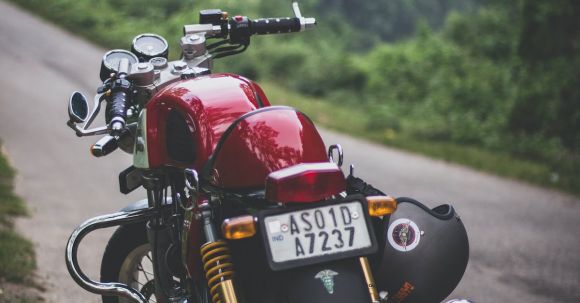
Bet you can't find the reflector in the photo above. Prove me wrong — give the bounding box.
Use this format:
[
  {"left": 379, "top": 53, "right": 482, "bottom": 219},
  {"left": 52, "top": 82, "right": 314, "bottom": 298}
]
[{"left": 265, "top": 162, "right": 346, "bottom": 203}]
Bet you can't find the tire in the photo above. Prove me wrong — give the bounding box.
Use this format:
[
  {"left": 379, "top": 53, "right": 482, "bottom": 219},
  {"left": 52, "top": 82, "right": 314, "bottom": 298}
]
[{"left": 100, "top": 223, "right": 153, "bottom": 303}]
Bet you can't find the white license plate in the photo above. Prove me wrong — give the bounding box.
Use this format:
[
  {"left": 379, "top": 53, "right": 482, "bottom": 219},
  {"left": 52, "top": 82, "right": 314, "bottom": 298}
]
[{"left": 262, "top": 201, "right": 373, "bottom": 269}]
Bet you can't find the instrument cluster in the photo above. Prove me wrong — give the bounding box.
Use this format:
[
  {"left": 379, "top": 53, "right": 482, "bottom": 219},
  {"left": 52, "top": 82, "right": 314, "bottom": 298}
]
[{"left": 100, "top": 33, "right": 169, "bottom": 81}]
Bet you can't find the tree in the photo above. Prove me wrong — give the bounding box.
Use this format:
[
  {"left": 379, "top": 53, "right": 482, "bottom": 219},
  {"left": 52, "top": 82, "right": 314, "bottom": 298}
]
[{"left": 510, "top": 0, "right": 580, "bottom": 153}]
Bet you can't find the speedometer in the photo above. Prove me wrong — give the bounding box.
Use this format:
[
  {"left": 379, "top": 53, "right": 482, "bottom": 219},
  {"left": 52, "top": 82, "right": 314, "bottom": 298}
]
[
  {"left": 99, "top": 49, "right": 139, "bottom": 81},
  {"left": 131, "top": 33, "right": 169, "bottom": 62}
]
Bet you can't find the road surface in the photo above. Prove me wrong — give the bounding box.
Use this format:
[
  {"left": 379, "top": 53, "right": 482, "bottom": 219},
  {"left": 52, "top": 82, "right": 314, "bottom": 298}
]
[{"left": 0, "top": 1, "right": 579, "bottom": 302}]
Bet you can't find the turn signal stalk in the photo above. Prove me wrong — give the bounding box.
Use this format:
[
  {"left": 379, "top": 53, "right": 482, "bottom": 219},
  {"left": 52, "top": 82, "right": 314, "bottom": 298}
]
[
  {"left": 222, "top": 215, "right": 256, "bottom": 240},
  {"left": 367, "top": 196, "right": 397, "bottom": 217}
]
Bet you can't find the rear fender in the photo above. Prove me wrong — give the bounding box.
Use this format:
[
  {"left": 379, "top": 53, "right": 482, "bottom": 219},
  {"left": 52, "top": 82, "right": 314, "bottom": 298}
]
[
  {"left": 281, "top": 259, "right": 371, "bottom": 303},
  {"left": 229, "top": 234, "right": 372, "bottom": 303}
]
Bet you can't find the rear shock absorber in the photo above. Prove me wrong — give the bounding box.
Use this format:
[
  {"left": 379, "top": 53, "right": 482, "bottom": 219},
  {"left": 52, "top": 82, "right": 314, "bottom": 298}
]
[
  {"left": 199, "top": 203, "right": 239, "bottom": 303},
  {"left": 201, "top": 240, "right": 236, "bottom": 303}
]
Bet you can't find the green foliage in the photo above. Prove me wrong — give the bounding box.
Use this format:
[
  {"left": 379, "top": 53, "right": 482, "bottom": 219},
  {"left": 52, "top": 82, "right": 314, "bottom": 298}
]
[
  {"left": 0, "top": 145, "right": 36, "bottom": 285},
  {"left": 0, "top": 145, "right": 14, "bottom": 180},
  {"left": 0, "top": 183, "right": 27, "bottom": 226},
  {"left": 0, "top": 230, "right": 36, "bottom": 284},
  {"left": 358, "top": 1, "right": 579, "bottom": 193},
  {"left": 0, "top": 147, "right": 27, "bottom": 226},
  {"left": 316, "top": 0, "right": 482, "bottom": 42},
  {"left": 443, "top": 8, "right": 517, "bottom": 61},
  {"left": 510, "top": 0, "right": 580, "bottom": 154},
  {"left": 362, "top": 30, "right": 514, "bottom": 147}
]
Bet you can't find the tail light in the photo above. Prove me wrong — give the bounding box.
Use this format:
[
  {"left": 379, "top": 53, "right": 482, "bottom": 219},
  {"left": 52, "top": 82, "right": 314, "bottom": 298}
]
[{"left": 265, "top": 162, "right": 346, "bottom": 203}]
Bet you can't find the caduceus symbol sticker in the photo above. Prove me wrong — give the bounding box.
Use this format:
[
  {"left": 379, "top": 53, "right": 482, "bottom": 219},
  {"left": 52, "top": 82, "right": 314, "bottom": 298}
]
[{"left": 314, "top": 270, "right": 339, "bottom": 294}]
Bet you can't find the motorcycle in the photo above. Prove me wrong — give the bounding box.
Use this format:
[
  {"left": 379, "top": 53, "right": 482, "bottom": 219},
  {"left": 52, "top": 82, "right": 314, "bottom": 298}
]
[{"left": 65, "top": 2, "right": 470, "bottom": 303}]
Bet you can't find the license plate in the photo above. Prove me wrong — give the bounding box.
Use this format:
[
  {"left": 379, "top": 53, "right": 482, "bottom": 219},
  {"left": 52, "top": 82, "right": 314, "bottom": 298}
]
[{"left": 260, "top": 198, "right": 377, "bottom": 270}]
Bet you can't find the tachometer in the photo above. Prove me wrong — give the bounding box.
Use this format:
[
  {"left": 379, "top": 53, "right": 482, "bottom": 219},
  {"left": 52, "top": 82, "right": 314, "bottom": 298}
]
[
  {"left": 99, "top": 49, "right": 139, "bottom": 81},
  {"left": 131, "top": 33, "right": 169, "bottom": 62}
]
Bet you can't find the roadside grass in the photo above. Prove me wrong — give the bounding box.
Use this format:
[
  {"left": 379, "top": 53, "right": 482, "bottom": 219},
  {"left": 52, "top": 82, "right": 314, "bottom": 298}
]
[
  {"left": 0, "top": 157, "right": 27, "bottom": 226},
  {"left": 263, "top": 82, "right": 578, "bottom": 195},
  {"left": 0, "top": 144, "right": 39, "bottom": 302}
]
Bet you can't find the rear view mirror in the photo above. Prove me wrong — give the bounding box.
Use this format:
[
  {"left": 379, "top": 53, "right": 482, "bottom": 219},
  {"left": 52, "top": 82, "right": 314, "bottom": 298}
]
[{"left": 68, "top": 91, "right": 89, "bottom": 123}]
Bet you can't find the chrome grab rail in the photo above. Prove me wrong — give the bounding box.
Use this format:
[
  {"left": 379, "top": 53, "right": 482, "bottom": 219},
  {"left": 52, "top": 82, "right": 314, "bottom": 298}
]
[{"left": 65, "top": 208, "right": 158, "bottom": 303}]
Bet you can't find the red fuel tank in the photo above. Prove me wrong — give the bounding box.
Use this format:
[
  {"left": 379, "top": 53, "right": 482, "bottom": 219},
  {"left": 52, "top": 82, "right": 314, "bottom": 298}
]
[
  {"left": 145, "top": 73, "right": 270, "bottom": 169},
  {"left": 145, "top": 74, "right": 329, "bottom": 191}
]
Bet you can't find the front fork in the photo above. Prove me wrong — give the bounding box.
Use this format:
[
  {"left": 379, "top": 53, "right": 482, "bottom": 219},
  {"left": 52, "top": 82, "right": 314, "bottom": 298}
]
[
  {"left": 142, "top": 173, "right": 184, "bottom": 302},
  {"left": 144, "top": 170, "right": 241, "bottom": 303}
]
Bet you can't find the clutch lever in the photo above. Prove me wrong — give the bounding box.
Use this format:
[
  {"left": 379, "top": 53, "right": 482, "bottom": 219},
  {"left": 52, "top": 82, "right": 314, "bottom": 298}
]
[{"left": 90, "top": 135, "right": 118, "bottom": 157}]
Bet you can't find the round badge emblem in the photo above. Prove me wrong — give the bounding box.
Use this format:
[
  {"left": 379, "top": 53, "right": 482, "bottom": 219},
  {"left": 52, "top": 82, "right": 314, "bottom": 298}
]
[{"left": 387, "top": 218, "right": 421, "bottom": 252}]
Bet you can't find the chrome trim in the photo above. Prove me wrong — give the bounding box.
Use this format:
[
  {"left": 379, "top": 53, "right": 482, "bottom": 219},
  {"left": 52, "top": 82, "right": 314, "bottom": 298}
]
[
  {"left": 301, "top": 17, "right": 316, "bottom": 31},
  {"left": 65, "top": 208, "right": 158, "bottom": 303},
  {"left": 183, "top": 24, "right": 222, "bottom": 36},
  {"left": 132, "top": 33, "right": 169, "bottom": 58},
  {"left": 292, "top": 1, "right": 316, "bottom": 31}
]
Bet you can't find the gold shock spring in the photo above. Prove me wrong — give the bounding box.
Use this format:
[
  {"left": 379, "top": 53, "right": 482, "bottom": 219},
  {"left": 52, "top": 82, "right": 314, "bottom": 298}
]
[{"left": 200, "top": 240, "right": 237, "bottom": 303}]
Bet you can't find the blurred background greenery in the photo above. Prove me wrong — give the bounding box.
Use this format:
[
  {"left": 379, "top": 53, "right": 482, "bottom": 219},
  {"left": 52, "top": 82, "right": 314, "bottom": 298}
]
[{"left": 9, "top": 0, "right": 579, "bottom": 194}]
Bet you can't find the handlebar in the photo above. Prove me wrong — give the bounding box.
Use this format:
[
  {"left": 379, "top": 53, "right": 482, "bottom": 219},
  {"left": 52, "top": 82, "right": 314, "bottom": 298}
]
[
  {"left": 108, "top": 78, "right": 132, "bottom": 136},
  {"left": 190, "top": 3, "right": 316, "bottom": 59}
]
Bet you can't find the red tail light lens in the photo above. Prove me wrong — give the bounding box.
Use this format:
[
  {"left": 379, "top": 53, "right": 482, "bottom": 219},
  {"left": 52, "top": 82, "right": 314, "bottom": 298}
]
[{"left": 265, "top": 162, "right": 346, "bottom": 203}]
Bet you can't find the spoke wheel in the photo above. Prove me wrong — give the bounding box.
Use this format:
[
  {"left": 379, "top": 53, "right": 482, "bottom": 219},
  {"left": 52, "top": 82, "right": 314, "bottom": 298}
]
[
  {"left": 101, "top": 223, "right": 154, "bottom": 303},
  {"left": 117, "top": 244, "right": 157, "bottom": 303}
]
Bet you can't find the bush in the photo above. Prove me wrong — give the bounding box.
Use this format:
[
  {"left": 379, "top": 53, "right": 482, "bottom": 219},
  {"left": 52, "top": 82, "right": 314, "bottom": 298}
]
[{"left": 361, "top": 31, "right": 514, "bottom": 147}]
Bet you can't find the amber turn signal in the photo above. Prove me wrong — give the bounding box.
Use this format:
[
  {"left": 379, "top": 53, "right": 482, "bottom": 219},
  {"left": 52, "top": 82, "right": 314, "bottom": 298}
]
[
  {"left": 222, "top": 215, "right": 257, "bottom": 240},
  {"left": 367, "top": 196, "right": 397, "bottom": 217}
]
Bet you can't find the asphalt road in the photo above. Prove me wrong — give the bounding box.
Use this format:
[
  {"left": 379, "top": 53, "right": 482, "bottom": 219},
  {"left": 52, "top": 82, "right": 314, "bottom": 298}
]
[{"left": 0, "top": 1, "right": 579, "bottom": 302}]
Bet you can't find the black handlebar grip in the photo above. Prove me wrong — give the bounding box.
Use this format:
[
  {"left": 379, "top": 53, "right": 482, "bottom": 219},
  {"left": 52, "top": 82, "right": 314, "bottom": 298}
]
[
  {"left": 108, "top": 78, "right": 132, "bottom": 129},
  {"left": 109, "top": 90, "right": 129, "bottom": 122},
  {"left": 250, "top": 17, "right": 301, "bottom": 35}
]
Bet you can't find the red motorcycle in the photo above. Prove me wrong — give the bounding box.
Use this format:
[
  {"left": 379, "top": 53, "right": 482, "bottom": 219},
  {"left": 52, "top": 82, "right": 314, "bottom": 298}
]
[{"left": 65, "top": 2, "right": 470, "bottom": 303}]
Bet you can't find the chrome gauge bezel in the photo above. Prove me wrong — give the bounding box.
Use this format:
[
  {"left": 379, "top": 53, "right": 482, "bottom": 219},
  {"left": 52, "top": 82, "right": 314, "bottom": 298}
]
[
  {"left": 103, "top": 49, "right": 139, "bottom": 71},
  {"left": 132, "top": 33, "right": 169, "bottom": 60},
  {"left": 100, "top": 49, "right": 139, "bottom": 81}
]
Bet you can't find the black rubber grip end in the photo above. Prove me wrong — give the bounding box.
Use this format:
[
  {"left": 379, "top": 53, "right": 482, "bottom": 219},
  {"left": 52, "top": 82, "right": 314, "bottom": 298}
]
[{"left": 251, "top": 17, "right": 301, "bottom": 35}]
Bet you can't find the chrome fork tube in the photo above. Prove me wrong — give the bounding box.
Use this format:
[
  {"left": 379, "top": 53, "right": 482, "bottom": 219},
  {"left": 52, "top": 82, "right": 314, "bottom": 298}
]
[
  {"left": 142, "top": 173, "right": 178, "bottom": 301},
  {"left": 65, "top": 208, "right": 158, "bottom": 303},
  {"left": 143, "top": 173, "right": 166, "bottom": 225}
]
